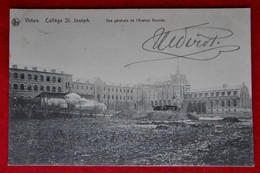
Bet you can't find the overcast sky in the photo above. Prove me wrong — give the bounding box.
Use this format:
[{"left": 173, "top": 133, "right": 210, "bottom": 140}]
[{"left": 10, "top": 9, "right": 251, "bottom": 92}]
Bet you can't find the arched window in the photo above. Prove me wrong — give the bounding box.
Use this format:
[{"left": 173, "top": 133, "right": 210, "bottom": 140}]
[
  {"left": 13, "top": 83, "right": 18, "bottom": 90},
  {"left": 40, "top": 75, "right": 44, "bottom": 81},
  {"left": 52, "top": 86, "right": 56, "bottom": 92},
  {"left": 46, "top": 76, "right": 50, "bottom": 82},
  {"left": 46, "top": 86, "right": 50, "bottom": 92},
  {"left": 34, "top": 85, "right": 38, "bottom": 91},
  {"left": 28, "top": 74, "right": 32, "bottom": 80},
  {"left": 20, "top": 73, "right": 24, "bottom": 79},
  {"left": 13, "top": 73, "right": 18, "bottom": 79},
  {"left": 27, "top": 85, "right": 32, "bottom": 91},
  {"left": 52, "top": 76, "right": 56, "bottom": 82},
  {"left": 58, "top": 87, "right": 61, "bottom": 93},
  {"left": 58, "top": 77, "right": 61, "bottom": 83},
  {"left": 34, "top": 75, "right": 38, "bottom": 81},
  {"left": 40, "top": 85, "right": 44, "bottom": 91},
  {"left": 20, "top": 84, "right": 24, "bottom": 90}
]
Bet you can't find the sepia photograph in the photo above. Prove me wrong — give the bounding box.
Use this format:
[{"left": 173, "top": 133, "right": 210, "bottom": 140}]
[{"left": 9, "top": 9, "right": 253, "bottom": 166}]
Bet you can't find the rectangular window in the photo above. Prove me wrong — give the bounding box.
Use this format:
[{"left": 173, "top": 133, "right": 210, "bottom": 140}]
[
  {"left": 227, "top": 100, "right": 231, "bottom": 107},
  {"left": 234, "top": 100, "right": 237, "bottom": 107},
  {"left": 222, "top": 101, "right": 225, "bottom": 107}
]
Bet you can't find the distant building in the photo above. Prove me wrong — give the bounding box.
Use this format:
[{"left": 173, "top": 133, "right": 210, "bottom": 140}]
[
  {"left": 71, "top": 79, "right": 95, "bottom": 97},
  {"left": 93, "top": 77, "right": 138, "bottom": 110},
  {"left": 184, "top": 83, "right": 251, "bottom": 113}
]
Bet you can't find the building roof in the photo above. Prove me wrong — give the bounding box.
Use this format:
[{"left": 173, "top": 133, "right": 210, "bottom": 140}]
[
  {"left": 9, "top": 63, "right": 71, "bottom": 75},
  {"left": 34, "top": 92, "right": 69, "bottom": 99},
  {"left": 187, "top": 84, "right": 244, "bottom": 93}
]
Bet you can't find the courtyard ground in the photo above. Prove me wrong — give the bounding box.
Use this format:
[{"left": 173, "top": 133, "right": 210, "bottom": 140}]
[{"left": 8, "top": 111, "right": 254, "bottom": 166}]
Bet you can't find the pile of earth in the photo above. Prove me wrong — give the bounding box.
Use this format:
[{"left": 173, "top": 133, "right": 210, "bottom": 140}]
[
  {"left": 110, "top": 110, "right": 136, "bottom": 119},
  {"left": 134, "top": 111, "right": 189, "bottom": 121},
  {"left": 221, "top": 117, "right": 240, "bottom": 122}
]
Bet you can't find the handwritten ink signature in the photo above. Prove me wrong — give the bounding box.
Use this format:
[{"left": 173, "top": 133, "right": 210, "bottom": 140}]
[{"left": 124, "top": 23, "right": 240, "bottom": 67}]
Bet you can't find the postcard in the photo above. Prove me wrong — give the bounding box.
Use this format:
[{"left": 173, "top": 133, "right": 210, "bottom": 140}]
[{"left": 9, "top": 9, "right": 253, "bottom": 166}]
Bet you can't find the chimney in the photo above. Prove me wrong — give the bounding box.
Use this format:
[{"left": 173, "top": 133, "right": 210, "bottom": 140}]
[
  {"left": 223, "top": 84, "right": 228, "bottom": 88},
  {"left": 12, "top": 64, "right": 17, "bottom": 69},
  {"left": 61, "top": 71, "right": 64, "bottom": 74},
  {"left": 24, "top": 67, "right": 28, "bottom": 70},
  {"left": 43, "top": 69, "right": 47, "bottom": 72},
  {"left": 76, "top": 79, "right": 80, "bottom": 82},
  {"left": 51, "top": 69, "right": 56, "bottom": 73},
  {"left": 32, "top": 67, "right": 37, "bottom": 71}
]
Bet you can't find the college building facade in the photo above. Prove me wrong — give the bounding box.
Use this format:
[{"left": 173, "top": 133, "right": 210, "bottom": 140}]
[{"left": 9, "top": 63, "right": 252, "bottom": 113}]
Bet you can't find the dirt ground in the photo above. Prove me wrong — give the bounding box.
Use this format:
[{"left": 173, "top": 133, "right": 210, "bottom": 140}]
[{"left": 8, "top": 112, "right": 254, "bottom": 166}]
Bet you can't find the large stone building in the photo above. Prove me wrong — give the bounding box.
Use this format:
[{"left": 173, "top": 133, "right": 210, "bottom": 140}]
[
  {"left": 9, "top": 64, "right": 72, "bottom": 99},
  {"left": 9, "top": 63, "right": 251, "bottom": 113},
  {"left": 136, "top": 63, "right": 191, "bottom": 110}
]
